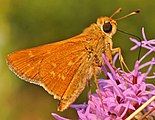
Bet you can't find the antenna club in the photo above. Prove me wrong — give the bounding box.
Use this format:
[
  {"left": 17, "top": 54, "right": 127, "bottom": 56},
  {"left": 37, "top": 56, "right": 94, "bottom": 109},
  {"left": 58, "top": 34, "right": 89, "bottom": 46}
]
[
  {"left": 110, "top": 8, "right": 122, "bottom": 18},
  {"left": 118, "top": 8, "right": 122, "bottom": 12},
  {"left": 135, "top": 9, "right": 141, "bottom": 13}
]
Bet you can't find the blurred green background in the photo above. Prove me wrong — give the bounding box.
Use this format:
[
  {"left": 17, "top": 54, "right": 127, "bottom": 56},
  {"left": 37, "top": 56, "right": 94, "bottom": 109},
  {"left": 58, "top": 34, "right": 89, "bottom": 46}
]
[{"left": 1, "top": 0, "right": 155, "bottom": 120}]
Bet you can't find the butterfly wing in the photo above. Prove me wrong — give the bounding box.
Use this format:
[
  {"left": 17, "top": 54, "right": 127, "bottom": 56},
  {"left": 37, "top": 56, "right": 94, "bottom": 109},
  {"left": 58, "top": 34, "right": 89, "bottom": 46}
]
[{"left": 7, "top": 34, "right": 94, "bottom": 111}]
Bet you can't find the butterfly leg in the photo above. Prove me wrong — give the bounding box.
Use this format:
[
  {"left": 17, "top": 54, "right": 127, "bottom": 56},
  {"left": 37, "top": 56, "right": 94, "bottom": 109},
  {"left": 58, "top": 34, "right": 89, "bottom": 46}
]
[
  {"left": 87, "top": 79, "right": 92, "bottom": 100},
  {"left": 111, "top": 47, "right": 130, "bottom": 72},
  {"left": 91, "top": 55, "right": 104, "bottom": 110}
]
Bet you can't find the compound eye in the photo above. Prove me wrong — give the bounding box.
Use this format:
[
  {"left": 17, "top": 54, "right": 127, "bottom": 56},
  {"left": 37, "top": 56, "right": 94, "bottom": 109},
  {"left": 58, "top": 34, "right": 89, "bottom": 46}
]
[{"left": 102, "top": 22, "right": 112, "bottom": 33}]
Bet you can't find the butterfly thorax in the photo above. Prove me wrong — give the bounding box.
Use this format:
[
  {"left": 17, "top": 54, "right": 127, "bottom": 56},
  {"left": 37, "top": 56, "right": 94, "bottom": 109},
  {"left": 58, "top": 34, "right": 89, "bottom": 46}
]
[{"left": 81, "top": 16, "right": 117, "bottom": 66}]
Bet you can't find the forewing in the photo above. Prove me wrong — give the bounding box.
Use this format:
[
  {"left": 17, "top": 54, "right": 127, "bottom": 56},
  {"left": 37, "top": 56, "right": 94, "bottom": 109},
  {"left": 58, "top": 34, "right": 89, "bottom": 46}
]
[{"left": 7, "top": 35, "right": 89, "bottom": 100}]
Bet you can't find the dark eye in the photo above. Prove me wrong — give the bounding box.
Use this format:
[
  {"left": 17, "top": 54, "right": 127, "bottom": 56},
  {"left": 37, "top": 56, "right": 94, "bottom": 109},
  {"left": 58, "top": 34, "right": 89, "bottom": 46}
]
[{"left": 102, "top": 22, "right": 112, "bottom": 33}]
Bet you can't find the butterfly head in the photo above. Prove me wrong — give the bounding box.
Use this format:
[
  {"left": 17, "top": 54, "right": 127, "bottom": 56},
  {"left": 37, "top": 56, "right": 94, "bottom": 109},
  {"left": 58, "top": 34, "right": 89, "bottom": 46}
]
[
  {"left": 97, "top": 17, "right": 117, "bottom": 38},
  {"left": 96, "top": 8, "right": 140, "bottom": 38}
]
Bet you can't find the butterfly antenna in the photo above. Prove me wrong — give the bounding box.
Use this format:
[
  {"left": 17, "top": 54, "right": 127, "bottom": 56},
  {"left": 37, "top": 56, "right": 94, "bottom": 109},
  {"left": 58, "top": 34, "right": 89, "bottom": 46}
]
[
  {"left": 110, "top": 8, "right": 122, "bottom": 18},
  {"left": 115, "top": 9, "right": 140, "bottom": 20}
]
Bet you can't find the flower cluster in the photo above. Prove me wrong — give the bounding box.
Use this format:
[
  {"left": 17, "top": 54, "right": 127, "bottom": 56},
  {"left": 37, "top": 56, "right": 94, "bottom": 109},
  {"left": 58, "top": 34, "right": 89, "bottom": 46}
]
[{"left": 52, "top": 28, "right": 155, "bottom": 120}]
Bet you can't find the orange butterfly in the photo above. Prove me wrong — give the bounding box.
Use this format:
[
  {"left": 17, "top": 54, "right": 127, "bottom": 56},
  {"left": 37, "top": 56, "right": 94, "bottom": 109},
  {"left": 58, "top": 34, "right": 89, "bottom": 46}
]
[{"left": 7, "top": 8, "right": 139, "bottom": 111}]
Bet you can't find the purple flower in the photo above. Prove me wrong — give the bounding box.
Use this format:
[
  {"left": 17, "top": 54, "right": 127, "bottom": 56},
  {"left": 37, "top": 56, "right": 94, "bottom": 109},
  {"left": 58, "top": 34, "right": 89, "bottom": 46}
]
[{"left": 52, "top": 28, "right": 155, "bottom": 120}]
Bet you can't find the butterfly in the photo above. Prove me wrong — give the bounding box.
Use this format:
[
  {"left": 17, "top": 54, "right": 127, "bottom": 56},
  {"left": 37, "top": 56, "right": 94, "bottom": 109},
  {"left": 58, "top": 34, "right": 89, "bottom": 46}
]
[{"left": 6, "top": 8, "right": 140, "bottom": 111}]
